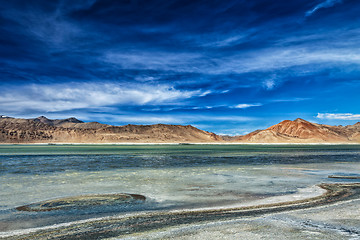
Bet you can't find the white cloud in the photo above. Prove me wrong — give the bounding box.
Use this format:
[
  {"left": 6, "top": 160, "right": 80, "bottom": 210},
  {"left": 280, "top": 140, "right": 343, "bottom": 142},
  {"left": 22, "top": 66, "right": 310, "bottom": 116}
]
[
  {"left": 174, "top": 30, "right": 254, "bottom": 49},
  {"left": 199, "top": 90, "right": 212, "bottom": 97},
  {"left": 222, "top": 48, "right": 360, "bottom": 75},
  {"left": 316, "top": 113, "right": 360, "bottom": 120},
  {"left": 0, "top": 82, "right": 203, "bottom": 113},
  {"left": 200, "top": 34, "right": 249, "bottom": 48},
  {"left": 306, "top": 0, "right": 342, "bottom": 17},
  {"left": 263, "top": 79, "right": 276, "bottom": 90},
  {"left": 234, "top": 103, "right": 262, "bottom": 109},
  {"left": 102, "top": 45, "right": 360, "bottom": 78},
  {"left": 272, "top": 98, "right": 311, "bottom": 102}
]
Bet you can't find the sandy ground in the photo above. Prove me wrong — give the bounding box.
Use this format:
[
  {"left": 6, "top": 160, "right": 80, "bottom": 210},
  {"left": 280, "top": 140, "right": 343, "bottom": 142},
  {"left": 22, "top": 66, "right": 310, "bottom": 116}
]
[
  {"left": 124, "top": 198, "right": 360, "bottom": 240},
  {"left": 3, "top": 184, "right": 357, "bottom": 240}
]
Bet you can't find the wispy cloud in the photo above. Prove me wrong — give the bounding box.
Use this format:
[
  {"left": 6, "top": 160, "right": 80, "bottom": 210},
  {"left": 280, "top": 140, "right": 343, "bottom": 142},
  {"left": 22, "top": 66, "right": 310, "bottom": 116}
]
[
  {"left": 272, "top": 98, "right": 311, "bottom": 102},
  {"left": 305, "top": 0, "right": 342, "bottom": 17},
  {"left": 0, "top": 82, "right": 204, "bottom": 113},
  {"left": 2, "top": 7, "right": 78, "bottom": 50},
  {"left": 263, "top": 79, "right": 275, "bottom": 90},
  {"left": 223, "top": 48, "right": 360, "bottom": 75},
  {"left": 197, "top": 33, "right": 250, "bottom": 48},
  {"left": 316, "top": 113, "right": 360, "bottom": 120},
  {"left": 233, "top": 103, "right": 262, "bottom": 109},
  {"left": 104, "top": 47, "right": 360, "bottom": 77}
]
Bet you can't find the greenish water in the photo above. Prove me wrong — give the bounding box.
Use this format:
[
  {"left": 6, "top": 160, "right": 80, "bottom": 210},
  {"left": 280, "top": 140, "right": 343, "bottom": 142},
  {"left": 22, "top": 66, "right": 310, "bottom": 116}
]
[
  {"left": 1, "top": 144, "right": 360, "bottom": 236},
  {"left": 1, "top": 144, "right": 360, "bottom": 155}
]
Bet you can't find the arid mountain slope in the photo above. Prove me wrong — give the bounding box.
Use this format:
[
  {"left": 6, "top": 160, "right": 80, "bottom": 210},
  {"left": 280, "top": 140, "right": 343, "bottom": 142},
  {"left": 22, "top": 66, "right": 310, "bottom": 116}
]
[
  {"left": 0, "top": 116, "right": 221, "bottom": 143},
  {"left": 1, "top": 116, "right": 360, "bottom": 143},
  {"left": 238, "top": 118, "right": 360, "bottom": 143}
]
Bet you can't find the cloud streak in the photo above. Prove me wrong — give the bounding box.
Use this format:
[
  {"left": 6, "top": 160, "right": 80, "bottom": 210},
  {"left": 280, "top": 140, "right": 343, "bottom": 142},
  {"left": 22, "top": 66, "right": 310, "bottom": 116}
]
[
  {"left": 305, "top": 0, "right": 342, "bottom": 17},
  {"left": 316, "top": 113, "right": 360, "bottom": 121},
  {"left": 0, "top": 82, "right": 204, "bottom": 113},
  {"left": 102, "top": 46, "right": 360, "bottom": 78},
  {"left": 234, "top": 104, "right": 262, "bottom": 109}
]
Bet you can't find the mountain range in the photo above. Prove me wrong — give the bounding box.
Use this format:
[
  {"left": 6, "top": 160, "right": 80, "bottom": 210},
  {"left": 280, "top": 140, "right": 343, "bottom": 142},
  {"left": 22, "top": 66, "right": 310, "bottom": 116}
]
[
  {"left": 1, "top": 116, "right": 359, "bottom": 143},
  {"left": 237, "top": 118, "right": 360, "bottom": 143}
]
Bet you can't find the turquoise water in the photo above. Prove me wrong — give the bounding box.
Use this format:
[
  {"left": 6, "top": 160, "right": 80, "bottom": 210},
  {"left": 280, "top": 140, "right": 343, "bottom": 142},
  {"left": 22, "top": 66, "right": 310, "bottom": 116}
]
[
  {"left": 1, "top": 144, "right": 360, "bottom": 156},
  {"left": 1, "top": 144, "right": 360, "bottom": 234}
]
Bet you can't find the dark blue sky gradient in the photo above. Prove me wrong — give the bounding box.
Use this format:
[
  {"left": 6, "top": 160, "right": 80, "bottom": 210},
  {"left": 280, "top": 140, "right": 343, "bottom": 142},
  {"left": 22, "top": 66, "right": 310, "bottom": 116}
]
[{"left": 1, "top": 0, "right": 360, "bottom": 134}]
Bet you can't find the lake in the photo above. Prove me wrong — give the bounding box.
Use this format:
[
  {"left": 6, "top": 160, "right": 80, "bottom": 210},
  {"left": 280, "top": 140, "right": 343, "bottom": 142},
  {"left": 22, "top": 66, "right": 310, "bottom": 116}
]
[{"left": 1, "top": 144, "right": 360, "bottom": 239}]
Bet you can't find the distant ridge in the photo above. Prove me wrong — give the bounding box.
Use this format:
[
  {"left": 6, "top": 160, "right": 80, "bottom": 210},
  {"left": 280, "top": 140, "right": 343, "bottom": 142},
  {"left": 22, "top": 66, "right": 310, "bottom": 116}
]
[
  {"left": 0, "top": 116, "right": 359, "bottom": 143},
  {"left": 0, "top": 116, "right": 220, "bottom": 143}
]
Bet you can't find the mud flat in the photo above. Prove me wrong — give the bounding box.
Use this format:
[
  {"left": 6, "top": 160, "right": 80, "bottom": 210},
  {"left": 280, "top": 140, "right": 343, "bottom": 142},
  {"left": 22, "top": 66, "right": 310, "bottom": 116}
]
[
  {"left": 15, "top": 193, "right": 146, "bottom": 212},
  {"left": 3, "top": 183, "right": 360, "bottom": 240}
]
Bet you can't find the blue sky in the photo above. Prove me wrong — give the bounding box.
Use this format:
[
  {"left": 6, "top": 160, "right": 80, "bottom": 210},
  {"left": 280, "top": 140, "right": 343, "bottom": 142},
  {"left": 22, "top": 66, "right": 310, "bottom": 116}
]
[{"left": 1, "top": 0, "right": 360, "bottom": 135}]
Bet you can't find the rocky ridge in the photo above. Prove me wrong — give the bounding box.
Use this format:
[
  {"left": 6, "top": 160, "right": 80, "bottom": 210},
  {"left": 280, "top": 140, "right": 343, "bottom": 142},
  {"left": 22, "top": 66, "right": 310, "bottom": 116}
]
[{"left": 1, "top": 116, "right": 360, "bottom": 143}]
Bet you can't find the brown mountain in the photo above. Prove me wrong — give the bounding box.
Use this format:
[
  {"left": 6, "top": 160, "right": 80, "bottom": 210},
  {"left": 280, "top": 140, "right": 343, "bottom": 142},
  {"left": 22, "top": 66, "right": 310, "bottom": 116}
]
[
  {"left": 1, "top": 116, "right": 360, "bottom": 144},
  {"left": 0, "top": 116, "right": 221, "bottom": 143},
  {"left": 237, "top": 118, "right": 360, "bottom": 143}
]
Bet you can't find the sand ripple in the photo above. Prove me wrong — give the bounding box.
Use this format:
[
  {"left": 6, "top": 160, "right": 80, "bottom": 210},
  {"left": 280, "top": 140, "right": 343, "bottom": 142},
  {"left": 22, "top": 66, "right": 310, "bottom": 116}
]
[{"left": 15, "top": 193, "right": 146, "bottom": 212}]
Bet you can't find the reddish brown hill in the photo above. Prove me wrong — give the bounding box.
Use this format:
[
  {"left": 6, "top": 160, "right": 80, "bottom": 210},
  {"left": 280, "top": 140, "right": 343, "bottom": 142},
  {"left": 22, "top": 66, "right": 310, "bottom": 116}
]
[
  {"left": 237, "top": 118, "right": 358, "bottom": 143},
  {"left": 1, "top": 116, "right": 359, "bottom": 143},
  {"left": 0, "top": 116, "right": 221, "bottom": 143},
  {"left": 266, "top": 118, "right": 348, "bottom": 141}
]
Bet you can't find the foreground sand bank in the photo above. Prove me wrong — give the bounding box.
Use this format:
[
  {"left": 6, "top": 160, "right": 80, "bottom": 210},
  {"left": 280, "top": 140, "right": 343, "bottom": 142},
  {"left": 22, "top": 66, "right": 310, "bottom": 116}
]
[{"left": 3, "top": 183, "right": 360, "bottom": 240}]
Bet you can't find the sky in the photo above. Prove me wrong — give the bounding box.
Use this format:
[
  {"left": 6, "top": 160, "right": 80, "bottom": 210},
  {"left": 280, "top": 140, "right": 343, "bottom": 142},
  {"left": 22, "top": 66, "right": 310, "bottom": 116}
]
[{"left": 1, "top": 0, "right": 360, "bottom": 135}]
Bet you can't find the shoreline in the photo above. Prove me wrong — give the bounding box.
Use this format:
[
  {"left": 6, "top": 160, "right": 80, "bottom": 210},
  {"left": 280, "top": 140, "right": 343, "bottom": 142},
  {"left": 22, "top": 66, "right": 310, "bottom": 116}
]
[{"left": 3, "top": 183, "right": 360, "bottom": 239}]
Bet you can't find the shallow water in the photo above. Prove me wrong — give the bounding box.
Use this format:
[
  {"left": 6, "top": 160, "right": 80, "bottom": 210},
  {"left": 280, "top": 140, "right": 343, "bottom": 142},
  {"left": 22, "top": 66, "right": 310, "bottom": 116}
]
[{"left": 1, "top": 144, "right": 360, "bottom": 236}]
